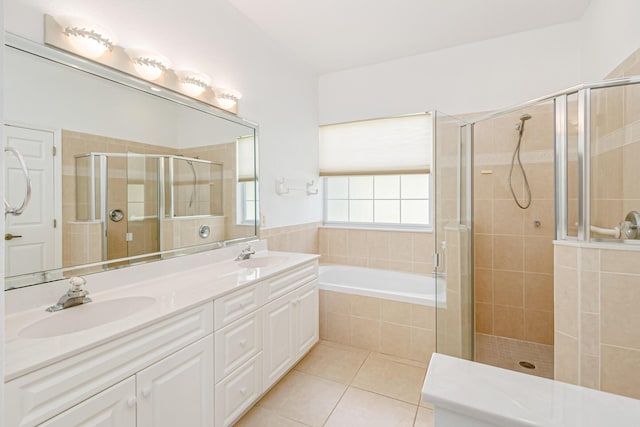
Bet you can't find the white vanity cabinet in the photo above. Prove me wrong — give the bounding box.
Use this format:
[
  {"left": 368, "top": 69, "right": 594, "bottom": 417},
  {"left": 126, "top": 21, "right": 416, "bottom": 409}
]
[
  {"left": 38, "top": 335, "right": 214, "bottom": 427},
  {"left": 39, "top": 378, "right": 136, "bottom": 427},
  {"left": 213, "top": 260, "right": 319, "bottom": 426},
  {"left": 263, "top": 280, "right": 318, "bottom": 390},
  {"left": 5, "top": 256, "right": 319, "bottom": 427},
  {"left": 5, "top": 303, "right": 214, "bottom": 427}
]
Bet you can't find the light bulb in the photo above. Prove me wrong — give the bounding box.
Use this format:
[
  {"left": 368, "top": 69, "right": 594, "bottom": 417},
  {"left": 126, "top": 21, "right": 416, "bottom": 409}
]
[
  {"left": 177, "top": 71, "right": 210, "bottom": 97},
  {"left": 216, "top": 88, "right": 242, "bottom": 109},
  {"left": 125, "top": 49, "right": 171, "bottom": 81},
  {"left": 54, "top": 16, "right": 116, "bottom": 59}
]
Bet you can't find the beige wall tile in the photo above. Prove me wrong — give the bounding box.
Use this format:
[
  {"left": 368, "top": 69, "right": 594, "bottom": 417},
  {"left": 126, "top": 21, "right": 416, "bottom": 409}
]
[
  {"left": 409, "top": 328, "right": 435, "bottom": 363},
  {"left": 493, "top": 305, "right": 524, "bottom": 340},
  {"left": 525, "top": 309, "right": 554, "bottom": 345},
  {"left": 555, "top": 266, "right": 579, "bottom": 337},
  {"left": 326, "top": 312, "right": 351, "bottom": 345},
  {"left": 555, "top": 332, "right": 579, "bottom": 385},
  {"left": 474, "top": 268, "right": 493, "bottom": 304},
  {"left": 580, "top": 354, "right": 600, "bottom": 390},
  {"left": 524, "top": 273, "right": 553, "bottom": 311},
  {"left": 555, "top": 244, "right": 578, "bottom": 268},
  {"left": 388, "top": 232, "right": 413, "bottom": 262},
  {"left": 381, "top": 300, "right": 412, "bottom": 325},
  {"left": 474, "top": 235, "right": 493, "bottom": 269},
  {"left": 601, "top": 249, "right": 640, "bottom": 275},
  {"left": 347, "top": 229, "right": 368, "bottom": 259},
  {"left": 350, "top": 295, "right": 381, "bottom": 320},
  {"left": 367, "top": 231, "right": 389, "bottom": 260},
  {"left": 601, "top": 272, "right": 640, "bottom": 350},
  {"left": 475, "top": 302, "right": 493, "bottom": 334},
  {"left": 524, "top": 237, "right": 554, "bottom": 274},
  {"left": 325, "top": 291, "right": 350, "bottom": 315},
  {"left": 411, "top": 233, "right": 433, "bottom": 263},
  {"left": 473, "top": 199, "right": 493, "bottom": 235},
  {"left": 493, "top": 236, "right": 523, "bottom": 271},
  {"left": 580, "top": 270, "right": 600, "bottom": 314},
  {"left": 580, "top": 248, "right": 600, "bottom": 272},
  {"left": 601, "top": 345, "right": 640, "bottom": 400},
  {"left": 580, "top": 312, "right": 600, "bottom": 356},
  {"left": 523, "top": 199, "right": 555, "bottom": 237},
  {"left": 493, "top": 199, "right": 524, "bottom": 236},
  {"left": 411, "top": 305, "right": 435, "bottom": 330},
  {"left": 493, "top": 270, "right": 524, "bottom": 307},
  {"left": 380, "top": 322, "right": 411, "bottom": 358}
]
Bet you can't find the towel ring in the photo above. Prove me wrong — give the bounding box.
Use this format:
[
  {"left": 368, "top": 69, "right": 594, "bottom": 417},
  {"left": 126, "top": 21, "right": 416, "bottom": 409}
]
[{"left": 4, "top": 147, "right": 32, "bottom": 217}]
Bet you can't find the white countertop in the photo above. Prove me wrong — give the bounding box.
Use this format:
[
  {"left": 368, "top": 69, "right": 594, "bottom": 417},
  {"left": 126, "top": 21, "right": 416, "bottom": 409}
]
[
  {"left": 422, "top": 353, "right": 640, "bottom": 427},
  {"left": 4, "top": 249, "right": 318, "bottom": 381}
]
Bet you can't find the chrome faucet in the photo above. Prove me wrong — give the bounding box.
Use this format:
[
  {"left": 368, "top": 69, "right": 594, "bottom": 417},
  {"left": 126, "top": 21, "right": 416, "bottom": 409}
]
[
  {"left": 46, "top": 276, "right": 92, "bottom": 312},
  {"left": 235, "top": 244, "right": 256, "bottom": 261}
]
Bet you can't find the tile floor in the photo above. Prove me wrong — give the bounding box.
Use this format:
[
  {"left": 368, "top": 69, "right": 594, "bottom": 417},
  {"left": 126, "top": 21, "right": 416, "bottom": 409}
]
[
  {"left": 475, "top": 333, "right": 554, "bottom": 379},
  {"left": 236, "top": 340, "right": 434, "bottom": 427}
]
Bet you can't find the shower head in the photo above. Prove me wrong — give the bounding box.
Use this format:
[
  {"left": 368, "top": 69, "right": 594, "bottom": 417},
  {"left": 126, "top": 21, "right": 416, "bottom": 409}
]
[{"left": 516, "top": 113, "right": 532, "bottom": 134}]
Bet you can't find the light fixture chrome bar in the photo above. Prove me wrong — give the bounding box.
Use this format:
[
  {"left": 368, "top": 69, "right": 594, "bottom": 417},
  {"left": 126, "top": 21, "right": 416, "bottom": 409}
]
[
  {"left": 577, "top": 89, "right": 590, "bottom": 241},
  {"left": 554, "top": 95, "right": 568, "bottom": 240}
]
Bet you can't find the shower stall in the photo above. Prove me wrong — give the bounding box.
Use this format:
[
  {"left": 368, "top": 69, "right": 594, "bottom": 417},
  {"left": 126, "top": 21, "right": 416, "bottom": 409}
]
[
  {"left": 74, "top": 152, "right": 223, "bottom": 264},
  {"left": 433, "top": 75, "right": 640, "bottom": 378}
]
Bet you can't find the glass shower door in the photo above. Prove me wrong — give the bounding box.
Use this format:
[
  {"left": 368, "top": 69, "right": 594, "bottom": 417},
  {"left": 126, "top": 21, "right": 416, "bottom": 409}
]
[{"left": 432, "top": 111, "right": 474, "bottom": 360}]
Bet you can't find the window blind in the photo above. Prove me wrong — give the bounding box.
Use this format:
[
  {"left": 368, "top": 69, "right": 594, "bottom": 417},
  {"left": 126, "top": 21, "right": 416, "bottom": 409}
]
[
  {"left": 319, "top": 113, "right": 431, "bottom": 176},
  {"left": 236, "top": 134, "right": 256, "bottom": 182}
]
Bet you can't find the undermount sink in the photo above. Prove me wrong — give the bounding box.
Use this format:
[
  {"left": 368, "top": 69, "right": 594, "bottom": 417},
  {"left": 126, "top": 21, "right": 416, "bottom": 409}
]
[
  {"left": 237, "top": 255, "right": 288, "bottom": 269},
  {"left": 19, "top": 296, "right": 156, "bottom": 339}
]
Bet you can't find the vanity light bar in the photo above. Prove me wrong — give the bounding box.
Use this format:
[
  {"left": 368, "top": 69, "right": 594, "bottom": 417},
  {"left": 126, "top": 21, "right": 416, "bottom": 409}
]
[{"left": 45, "top": 15, "right": 242, "bottom": 113}]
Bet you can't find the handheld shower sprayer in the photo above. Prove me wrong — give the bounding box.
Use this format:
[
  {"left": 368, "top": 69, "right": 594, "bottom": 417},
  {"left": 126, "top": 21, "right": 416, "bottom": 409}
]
[
  {"left": 516, "top": 114, "right": 532, "bottom": 135},
  {"left": 509, "top": 113, "right": 533, "bottom": 209}
]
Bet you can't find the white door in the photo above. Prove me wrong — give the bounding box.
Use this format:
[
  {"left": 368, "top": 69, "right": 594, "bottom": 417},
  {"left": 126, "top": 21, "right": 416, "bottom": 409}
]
[
  {"left": 39, "top": 377, "right": 136, "bottom": 427},
  {"left": 263, "top": 292, "right": 296, "bottom": 389},
  {"left": 4, "top": 124, "right": 57, "bottom": 280},
  {"left": 296, "top": 282, "right": 319, "bottom": 356},
  {"left": 136, "top": 335, "right": 214, "bottom": 427}
]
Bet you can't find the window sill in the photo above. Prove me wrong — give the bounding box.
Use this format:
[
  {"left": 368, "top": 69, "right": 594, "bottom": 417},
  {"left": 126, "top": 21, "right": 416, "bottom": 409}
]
[{"left": 320, "top": 223, "right": 432, "bottom": 233}]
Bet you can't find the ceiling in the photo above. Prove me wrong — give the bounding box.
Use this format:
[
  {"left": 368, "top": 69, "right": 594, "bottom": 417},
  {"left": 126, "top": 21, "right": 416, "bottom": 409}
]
[{"left": 227, "top": 0, "right": 592, "bottom": 74}]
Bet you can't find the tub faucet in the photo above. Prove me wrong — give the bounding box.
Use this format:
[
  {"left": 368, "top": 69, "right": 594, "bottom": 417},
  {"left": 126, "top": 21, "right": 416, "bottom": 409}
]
[
  {"left": 46, "top": 276, "right": 92, "bottom": 312},
  {"left": 235, "top": 244, "right": 255, "bottom": 261}
]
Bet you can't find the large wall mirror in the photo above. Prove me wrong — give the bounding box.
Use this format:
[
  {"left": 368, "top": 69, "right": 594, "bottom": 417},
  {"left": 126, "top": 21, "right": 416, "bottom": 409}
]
[{"left": 3, "top": 35, "right": 259, "bottom": 290}]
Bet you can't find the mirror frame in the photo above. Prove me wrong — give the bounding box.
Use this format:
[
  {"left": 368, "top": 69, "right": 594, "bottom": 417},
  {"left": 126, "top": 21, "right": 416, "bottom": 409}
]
[{"left": 4, "top": 33, "right": 260, "bottom": 290}]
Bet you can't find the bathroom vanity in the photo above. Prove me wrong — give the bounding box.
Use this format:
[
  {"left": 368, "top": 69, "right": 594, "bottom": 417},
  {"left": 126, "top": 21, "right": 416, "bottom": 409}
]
[{"left": 4, "top": 247, "right": 319, "bottom": 427}]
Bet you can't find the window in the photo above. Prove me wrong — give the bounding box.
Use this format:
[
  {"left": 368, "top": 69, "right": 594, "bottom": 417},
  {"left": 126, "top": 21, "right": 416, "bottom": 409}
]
[
  {"left": 324, "top": 174, "right": 430, "bottom": 226},
  {"left": 320, "top": 113, "right": 432, "bottom": 228},
  {"left": 237, "top": 181, "right": 258, "bottom": 225}
]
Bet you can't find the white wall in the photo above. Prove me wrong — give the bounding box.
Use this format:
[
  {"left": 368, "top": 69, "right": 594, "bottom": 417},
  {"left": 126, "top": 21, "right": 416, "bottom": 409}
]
[
  {"left": 4, "top": 0, "right": 321, "bottom": 228},
  {"left": 580, "top": 0, "right": 640, "bottom": 81},
  {"left": 1, "top": 0, "right": 5, "bottom": 415},
  {"left": 319, "top": 23, "right": 582, "bottom": 124}
]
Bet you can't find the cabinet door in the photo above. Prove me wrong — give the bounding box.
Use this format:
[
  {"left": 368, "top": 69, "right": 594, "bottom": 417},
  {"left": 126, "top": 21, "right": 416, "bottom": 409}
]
[
  {"left": 39, "top": 377, "right": 136, "bottom": 427},
  {"left": 136, "top": 335, "right": 214, "bottom": 427},
  {"left": 263, "top": 292, "right": 296, "bottom": 389},
  {"left": 295, "top": 281, "right": 319, "bottom": 356}
]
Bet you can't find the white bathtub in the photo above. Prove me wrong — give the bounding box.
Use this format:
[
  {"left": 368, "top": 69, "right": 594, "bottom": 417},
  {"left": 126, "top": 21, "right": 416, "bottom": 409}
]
[{"left": 318, "top": 265, "right": 446, "bottom": 307}]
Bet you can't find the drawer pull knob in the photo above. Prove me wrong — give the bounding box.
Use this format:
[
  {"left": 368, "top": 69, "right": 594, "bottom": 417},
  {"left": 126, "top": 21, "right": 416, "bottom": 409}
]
[
  {"left": 127, "top": 397, "right": 137, "bottom": 408},
  {"left": 142, "top": 387, "right": 152, "bottom": 398},
  {"left": 239, "top": 339, "right": 247, "bottom": 347},
  {"left": 240, "top": 387, "right": 247, "bottom": 395}
]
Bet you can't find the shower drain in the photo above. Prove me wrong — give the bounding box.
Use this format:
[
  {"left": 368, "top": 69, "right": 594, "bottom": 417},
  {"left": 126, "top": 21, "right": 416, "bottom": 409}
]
[{"left": 519, "top": 361, "right": 536, "bottom": 370}]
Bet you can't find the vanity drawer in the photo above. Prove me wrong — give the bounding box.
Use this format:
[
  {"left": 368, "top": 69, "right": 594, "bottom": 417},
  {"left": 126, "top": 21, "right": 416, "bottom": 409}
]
[
  {"left": 265, "top": 261, "right": 318, "bottom": 302},
  {"left": 214, "top": 282, "right": 265, "bottom": 330},
  {"left": 214, "top": 353, "right": 263, "bottom": 427},
  {"left": 5, "top": 303, "right": 213, "bottom": 427},
  {"left": 215, "top": 310, "right": 263, "bottom": 383}
]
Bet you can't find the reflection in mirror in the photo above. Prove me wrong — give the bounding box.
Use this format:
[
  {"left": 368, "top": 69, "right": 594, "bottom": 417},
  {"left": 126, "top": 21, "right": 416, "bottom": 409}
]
[{"left": 3, "top": 37, "right": 258, "bottom": 290}]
